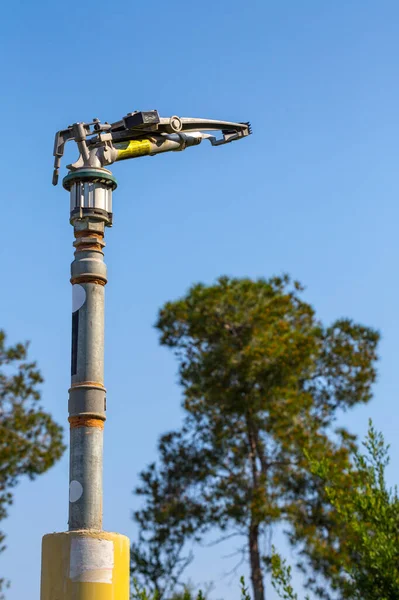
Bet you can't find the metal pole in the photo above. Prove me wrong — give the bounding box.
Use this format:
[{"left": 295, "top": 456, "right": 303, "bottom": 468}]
[
  {"left": 40, "top": 168, "right": 130, "bottom": 600},
  {"left": 65, "top": 169, "right": 115, "bottom": 530},
  {"left": 41, "top": 109, "right": 250, "bottom": 600}
]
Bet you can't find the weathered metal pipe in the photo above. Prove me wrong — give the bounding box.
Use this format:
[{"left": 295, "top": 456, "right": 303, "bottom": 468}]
[
  {"left": 40, "top": 168, "right": 130, "bottom": 599},
  {"left": 68, "top": 230, "right": 107, "bottom": 530},
  {"left": 64, "top": 169, "right": 116, "bottom": 531}
]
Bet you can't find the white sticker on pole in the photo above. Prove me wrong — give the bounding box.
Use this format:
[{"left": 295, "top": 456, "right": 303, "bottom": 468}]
[
  {"left": 69, "top": 480, "right": 83, "bottom": 503},
  {"left": 72, "top": 284, "right": 86, "bottom": 313},
  {"left": 70, "top": 537, "right": 114, "bottom": 584}
]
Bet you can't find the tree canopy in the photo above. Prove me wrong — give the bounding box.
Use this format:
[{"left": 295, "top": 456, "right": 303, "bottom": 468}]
[
  {"left": 131, "top": 276, "right": 379, "bottom": 600},
  {"left": 0, "top": 330, "right": 65, "bottom": 596}
]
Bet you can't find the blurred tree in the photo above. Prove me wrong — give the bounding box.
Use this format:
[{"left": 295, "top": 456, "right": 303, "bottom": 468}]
[
  {"left": 0, "top": 330, "right": 65, "bottom": 597},
  {"left": 271, "top": 422, "right": 399, "bottom": 600},
  {"left": 131, "top": 461, "right": 194, "bottom": 600},
  {"left": 131, "top": 276, "right": 379, "bottom": 600}
]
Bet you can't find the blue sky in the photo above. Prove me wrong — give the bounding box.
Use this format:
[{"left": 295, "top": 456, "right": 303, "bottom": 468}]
[{"left": 1, "top": 1, "right": 399, "bottom": 598}]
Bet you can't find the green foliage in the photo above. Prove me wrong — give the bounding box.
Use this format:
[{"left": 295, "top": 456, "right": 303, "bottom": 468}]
[
  {"left": 131, "top": 576, "right": 255, "bottom": 600},
  {"left": 311, "top": 422, "right": 399, "bottom": 599},
  {"left": 0, "top": 330, "right": 65, "bottom": 596},
  {"left": 132, "top": 276, "right": 379, "bottom": 600},
  {"left": 272, "top": 423, "right": 399, "bottom": 600},
  {"left": 168, "top": 587, "right": 204, "bottom": 600},
  {"left": 131, "top": 577, "right": 207, "bottom": 600},
  {"left": 131, "top": 577, "right": 158, "bottom": 600},
  {"left": 240, "top": 576, "right": 251, "bottom": 600},
  {"left": 270, "top": 547, "right": 312, "bottom": 600}
]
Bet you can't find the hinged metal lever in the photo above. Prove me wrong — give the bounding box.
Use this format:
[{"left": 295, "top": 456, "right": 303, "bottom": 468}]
[
  {"left": 52, "top": 120, "right": 112, "bottom": 185},
  {"left": 176, "top": 118, "right": 251, "bottom": 134},
  {"left": 96, "top": 117, "right": 251, "bottom": 149},
  {"left": 109, "top": 113, "right": 250, "bottom": 138},
  {"left": 53, "top": 123, "right": 91, "bottom": 186},
  {"left": 53, "top": 128, "right": 75, "bottom": 186},
  {"left": 204, "top": 122, "right": 252, "bottom": 146}
]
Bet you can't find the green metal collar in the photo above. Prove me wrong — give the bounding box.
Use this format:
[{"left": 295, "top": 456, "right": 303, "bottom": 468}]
[{"left": 63, "top": 169, "right": 118, "bottom": 191}]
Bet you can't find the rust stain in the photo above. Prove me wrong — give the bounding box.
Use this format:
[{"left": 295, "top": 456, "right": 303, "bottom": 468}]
[
  {"left": 69, "top": 416, "right": 105, "bottom": 429},
  {"left": 70, "top": 381, "right": 105, "bottom": 390},
  {"left": 70, "top": 276, "right": 106, "bottom": 286},
  {"left": 73, "top": 232, "right": 105, "bottom": 252},
  {"left": 75, "top": 242, "right": 103, "bottom": 252},
  {"left": 74, "top": 231, "right": 104, "bottom": 240}
]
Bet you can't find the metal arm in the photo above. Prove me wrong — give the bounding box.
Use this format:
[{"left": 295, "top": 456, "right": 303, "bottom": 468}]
[{"left": 52, "top": 110, "right": 252, "bottom": 185}]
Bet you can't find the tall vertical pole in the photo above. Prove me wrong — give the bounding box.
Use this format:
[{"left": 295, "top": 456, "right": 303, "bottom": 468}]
[
  {"left": 41, "top": 110, "right": 250, "bottom": 600},
  {"left": 40, "top": 168, "right": 130, "bottom": 600},
  {"left": 67, "top": 170, "right": 113, "bottom": 531}
]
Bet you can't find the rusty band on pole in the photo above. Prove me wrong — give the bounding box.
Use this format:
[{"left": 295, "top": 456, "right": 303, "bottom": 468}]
[
  {"left": 69, "top": 416, "right": 105, "bottom": 429},
  {"left": 70, "top": 276, "right": 107, "bottom": 286},
  {"left": 74, "top": 242, "right": 104, "bottom": 252},
  {"left": 69, "top": 381, "right": 106, "bottom": 391},
  {"left": 74, "top": 231, "right": 104, "bottom": 239},
  {"left": 74, "top": 232, "right": 105, "bottom": 253}
]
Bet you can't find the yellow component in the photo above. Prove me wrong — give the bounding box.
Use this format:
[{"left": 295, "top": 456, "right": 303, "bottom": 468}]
[
  {"left": 115, "top": 139, "right": 152, "bottom": 161},
  {"left": 40, "top": 530, "right": 130, "bottom": 600}
]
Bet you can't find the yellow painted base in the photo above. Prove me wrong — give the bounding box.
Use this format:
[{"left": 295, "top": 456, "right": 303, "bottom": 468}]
[{"left": 40, "top": 530, "right": 130, "bottom": 599}]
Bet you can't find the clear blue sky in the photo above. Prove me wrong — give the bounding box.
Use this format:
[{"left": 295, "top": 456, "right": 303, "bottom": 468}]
[{"left": 1, "top": 1, "right": 398, "bottom": 598}]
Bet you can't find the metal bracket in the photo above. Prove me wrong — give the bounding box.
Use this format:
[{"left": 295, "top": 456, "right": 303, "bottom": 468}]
[{"left": 53, "top": 111, "right": 252, "bottom": 185}]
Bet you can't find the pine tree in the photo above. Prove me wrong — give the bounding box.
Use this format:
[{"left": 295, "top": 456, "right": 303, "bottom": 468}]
[{"left": 132, "top": 276, "right": 379, "bottom": 600}]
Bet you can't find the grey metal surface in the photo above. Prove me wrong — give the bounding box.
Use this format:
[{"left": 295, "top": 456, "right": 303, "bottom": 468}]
[
  {"left": 66, "top": 132, "right": 203, "bottom": 171},
  {"left": 52, "top": 111, "right": 251, "bottom": 184},
  {"left": 69, "top": 426, "right": 103, "bottom": 530},
  {"left": 68, "top": 204, "right": 111, "bottom": 531},
  {"left": 70, "top": 181, "right": 112, "bottom": 214},
  {"left": 70, "top": 282, "right": 106, "bottom": 391}
]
